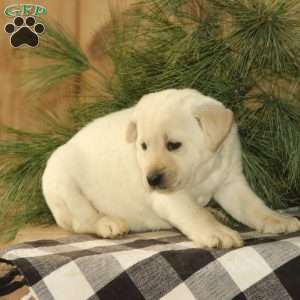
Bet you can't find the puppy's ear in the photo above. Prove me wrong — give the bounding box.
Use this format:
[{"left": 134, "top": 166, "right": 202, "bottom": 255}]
[
  {"left": 193, "top": 104, "right": 233, "bottom": 152},
  {"left": 126, "top": 121, "right": 137, "bottom": 143}
]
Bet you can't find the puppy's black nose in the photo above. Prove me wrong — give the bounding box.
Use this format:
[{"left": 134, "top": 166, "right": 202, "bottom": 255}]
[{"left": 147, "top": 172, "right": 163, "bottom": 187}]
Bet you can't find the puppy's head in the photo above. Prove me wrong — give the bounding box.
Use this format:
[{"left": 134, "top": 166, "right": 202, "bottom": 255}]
[{"left": 126, "top": 89, "right": 233, "bottom": 192}]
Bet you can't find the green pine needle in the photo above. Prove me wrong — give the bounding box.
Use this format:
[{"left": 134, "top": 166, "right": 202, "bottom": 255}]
[{"left": 23, "top": 20, "right": 91, "bottom": 95}]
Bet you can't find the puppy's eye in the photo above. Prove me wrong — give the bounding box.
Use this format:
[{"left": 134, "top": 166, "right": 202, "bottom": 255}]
[
  {"left": 141, "top": 142, "right": 147, "bottom": 150},
  {"left": 167, "top": 142, "right": 182, "bottom": 151}
]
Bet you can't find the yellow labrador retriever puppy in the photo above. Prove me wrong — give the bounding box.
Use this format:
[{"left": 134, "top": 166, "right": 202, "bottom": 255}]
[{"left": 42, "top": 89, "right": 300, "bottom": 248}]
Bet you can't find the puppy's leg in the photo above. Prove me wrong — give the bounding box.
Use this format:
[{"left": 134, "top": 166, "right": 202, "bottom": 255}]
[
  {"left": 152, "top": 191, "right": 243, "bottom": 248},
  {"left": 44, "top": 180, "right": 128, "bottom": 238},
  {"left": 64, "top": 188, "right": 129, "bottom": 238},
  {"left": 95, "top": 216, "right": 129, "bottom": 238},
  {"left": 214, "top": 175, "right": 300, "bottom": 233}
]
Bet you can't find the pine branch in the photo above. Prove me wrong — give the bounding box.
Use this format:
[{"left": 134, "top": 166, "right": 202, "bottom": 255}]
[
  {"left": 0, "top": 116, "right": 75, "bottom": 241},
  {"left": 23, "top": 20, "right": 93, "bottom": 95},
  {"left": 212, "top": 0, "right": 300, "bottom": 76}
]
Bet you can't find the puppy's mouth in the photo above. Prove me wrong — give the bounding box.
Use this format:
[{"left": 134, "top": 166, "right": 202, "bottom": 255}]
[{"left": 148, "top": 180, "right": 182, "bottom": 193}]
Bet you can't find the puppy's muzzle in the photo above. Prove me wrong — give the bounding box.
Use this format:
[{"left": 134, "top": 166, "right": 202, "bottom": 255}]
[{"left": 147, "top": 172, "right": 164, "bottom": 188}]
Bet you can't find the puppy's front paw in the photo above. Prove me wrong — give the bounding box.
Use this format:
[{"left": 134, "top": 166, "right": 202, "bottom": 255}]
[
  {"left": 192, "top": 225, "right": 243, "bottom": 249},
  {"left": 96, "top": 216, "right": 129, "bottom": 238},
  {"left": 257, "top": 214, "right": 300, "bottom": 234}
]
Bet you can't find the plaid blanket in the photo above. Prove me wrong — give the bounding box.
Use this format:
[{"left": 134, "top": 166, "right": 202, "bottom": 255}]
[{"left": 1, "top": 229, "right": 300, "bottom": 300}]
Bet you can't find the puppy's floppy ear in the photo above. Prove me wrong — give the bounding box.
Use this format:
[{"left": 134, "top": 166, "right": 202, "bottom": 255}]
[
  {"left": 193, "top": 104, "right": 233, "bottom": 152},
  {"left": 126, "top": 121, "right": 137, "bottom": 143}
]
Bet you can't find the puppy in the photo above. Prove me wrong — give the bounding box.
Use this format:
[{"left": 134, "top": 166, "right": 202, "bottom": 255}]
[{"left": 42, "top": 89, "right": 300, "bottom": 248}]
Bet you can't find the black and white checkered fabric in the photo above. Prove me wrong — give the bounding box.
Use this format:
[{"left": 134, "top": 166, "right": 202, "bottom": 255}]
[{"left": 1, "top": 228, "right": 300, "bottom": 300}]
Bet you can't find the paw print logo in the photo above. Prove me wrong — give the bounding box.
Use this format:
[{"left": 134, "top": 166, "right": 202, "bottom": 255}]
[{"left": 4, "top": 16, "right": 45, "bottom": 48}]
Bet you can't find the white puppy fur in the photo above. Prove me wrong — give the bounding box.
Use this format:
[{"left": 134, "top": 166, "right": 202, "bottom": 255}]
[{"left": 42, "top": 89, "right": 300, "bottom": 248}]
